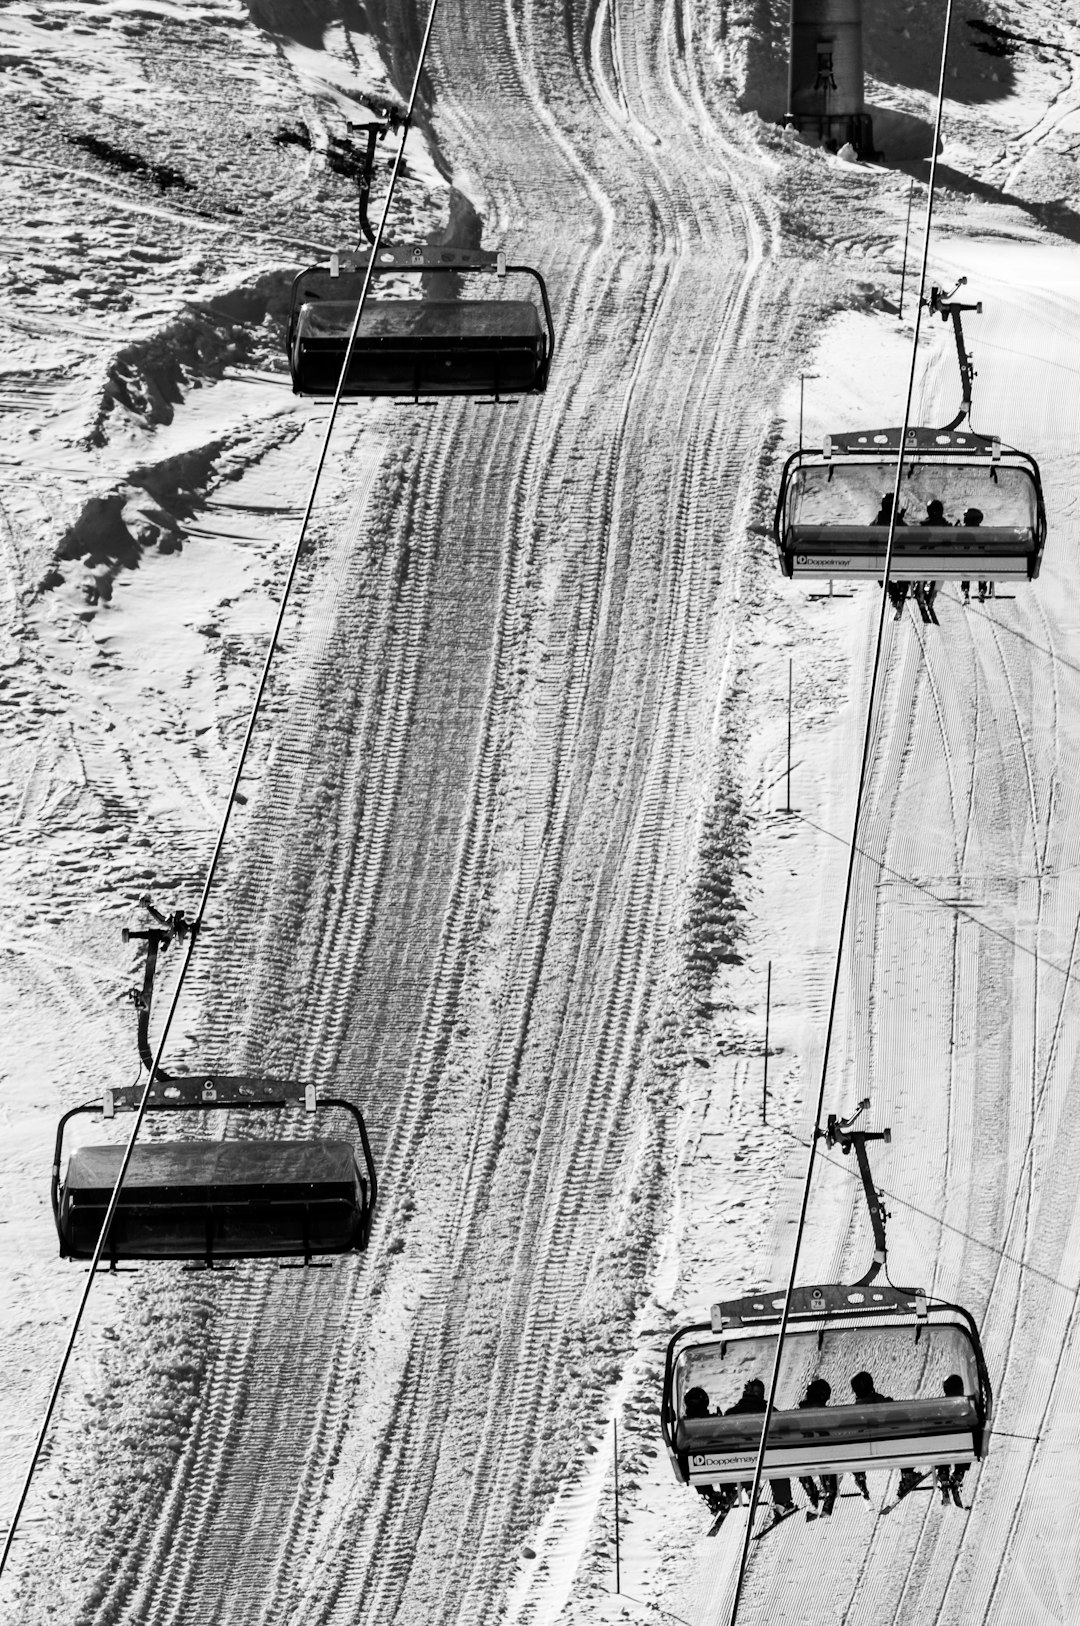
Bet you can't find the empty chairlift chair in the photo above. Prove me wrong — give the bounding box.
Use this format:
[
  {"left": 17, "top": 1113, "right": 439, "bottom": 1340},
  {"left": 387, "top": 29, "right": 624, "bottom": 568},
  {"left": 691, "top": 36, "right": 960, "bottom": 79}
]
[
  {"left": 661, "top": 1284, "right": 993, "bottom": 1489},
  {"left": 53, "top": 1075, "right": 377, "bottom": 1267},
  {"left": 287, "top": 243, "right": 555, "bottom": 401}
]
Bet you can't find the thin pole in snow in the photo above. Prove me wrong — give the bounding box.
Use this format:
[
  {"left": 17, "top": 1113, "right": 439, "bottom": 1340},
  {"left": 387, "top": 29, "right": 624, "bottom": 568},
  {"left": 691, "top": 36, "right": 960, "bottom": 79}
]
[
  {"left": 799, "top": 373, "right": 805, "bottom": 450},
  {"left": 763, "top": 961, "right": 772, "bottom": 1125},
  {"left": 613, "top": 1418, "right": 621, "bottom": 1594},
  {"left": 899, "top": 177, "right": 915, "bottom": 319},
  {"left": 781, "top": 658, "right": 793, "bottom": 812}
]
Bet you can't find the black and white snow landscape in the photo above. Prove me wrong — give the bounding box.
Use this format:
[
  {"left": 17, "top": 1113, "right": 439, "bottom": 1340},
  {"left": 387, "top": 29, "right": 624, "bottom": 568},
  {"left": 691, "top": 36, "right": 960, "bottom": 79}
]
[{"left": 2, "top": 1, "right": 1080, "bottom": 1622}]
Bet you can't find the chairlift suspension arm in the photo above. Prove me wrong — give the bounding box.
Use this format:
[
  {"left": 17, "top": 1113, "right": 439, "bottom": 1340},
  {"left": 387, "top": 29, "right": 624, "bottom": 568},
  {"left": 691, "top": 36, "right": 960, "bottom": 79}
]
[
  {"left": 345, "top": 104, "right": 408, "bottom": 246},
  {"left": 122, "top": 926, "right": 170, "bottom": 1075},
  {"left": 928, "top": 280, "right": 982, "bottom": 431},
  {"left": 121, "top": 899, "right": 192, "bottom": 1075},
  {"left": 356, "top": 124, "right": 381, "bottom": 245},
  {"left": 824, "top": 1099, "right": 891, "bottom": 1283}
]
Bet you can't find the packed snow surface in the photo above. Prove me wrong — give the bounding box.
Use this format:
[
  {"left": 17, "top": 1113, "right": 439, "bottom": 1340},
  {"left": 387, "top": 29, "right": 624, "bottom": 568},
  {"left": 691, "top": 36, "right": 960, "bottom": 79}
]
[{"left": 2, "top": 0, "right": 1080, "bottom": 1623}]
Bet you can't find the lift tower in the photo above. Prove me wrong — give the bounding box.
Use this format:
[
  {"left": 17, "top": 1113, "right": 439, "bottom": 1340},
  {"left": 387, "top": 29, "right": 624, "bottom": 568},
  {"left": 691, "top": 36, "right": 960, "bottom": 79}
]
[{"left": 788, "top": 0, "right": 873, "bottom": 156}]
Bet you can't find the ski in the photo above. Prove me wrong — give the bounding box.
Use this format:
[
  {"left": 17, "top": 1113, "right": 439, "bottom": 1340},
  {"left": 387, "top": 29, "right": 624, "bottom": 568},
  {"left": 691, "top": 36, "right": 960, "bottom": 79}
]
[
  {"left": 880, "top": 1486, "right": 968, "bottom": 1516},
  {"left": 751, "top": 1506, "right": 800, "bottom": 1541},
  {"left": 705, "top": 1491, "right": 747, "bottom": 1535},
  {"left": 706, "top": 1499, "right": 740, "bottom": 1536}
]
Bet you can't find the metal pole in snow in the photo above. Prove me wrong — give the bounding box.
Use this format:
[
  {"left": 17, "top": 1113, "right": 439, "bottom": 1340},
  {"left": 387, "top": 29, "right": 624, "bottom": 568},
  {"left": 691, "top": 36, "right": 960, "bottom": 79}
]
[
  {"left": 763, "top": 961, "right": 772, "bottom": 1125},
  {"left": 782, "top": 658, "right": 793, "bottom": 812},
  {"left": 799, "top": 373, "right": 804, "bottom": 450},
  {"left": 899, "top": 177, "right": 915, "bottom": 319},
  {"left": 614, "top": 1418, "right": 621, "bottom": 1594}
]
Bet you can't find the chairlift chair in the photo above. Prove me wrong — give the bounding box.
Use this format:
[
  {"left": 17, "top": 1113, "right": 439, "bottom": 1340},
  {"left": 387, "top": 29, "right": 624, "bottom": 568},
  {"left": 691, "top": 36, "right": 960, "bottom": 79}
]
[
  {"left": 773, "top": 282, "right": 1047, "bottom": 586},
  {"left": 51, "top": 904, "right": 377, "bottom": 1267},
  {"left": 774, "top": 427, "right": 1046, "bottom": 583},
  {"left": 661, "top": 1284, "right": 992, "bottom": 1486},
  {"left": 286, "top": 243, "right": 555, "bottom": 400},
  {"left": 53, "top": 1076, "right": 376, "bottom": 1267},
  {"left": 660, "top": 1100, "right": 992, "bottom": 1490}
]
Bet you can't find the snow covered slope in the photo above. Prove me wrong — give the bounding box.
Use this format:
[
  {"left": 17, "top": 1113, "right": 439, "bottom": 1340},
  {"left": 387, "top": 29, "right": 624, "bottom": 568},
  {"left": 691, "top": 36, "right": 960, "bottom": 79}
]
[{"left": 2, "top": 1, "right": 1080, "bottom": 1624}]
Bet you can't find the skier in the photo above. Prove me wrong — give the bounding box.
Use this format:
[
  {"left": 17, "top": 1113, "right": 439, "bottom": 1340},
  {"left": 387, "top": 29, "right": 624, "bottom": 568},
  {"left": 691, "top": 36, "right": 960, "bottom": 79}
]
[
  {"left": 959, "top": 509, "right": 985, "bottom": 604},
  {"left": 684, "top": 1387, "right": 729, "bottom": 1517},
  {"left": 934, "top": 1375, "right": 971, "bottom": 1506},
  {"left": 726, "top": 1379, "right": 796, "bottom": 1516},
  {"left": 886, "top": 580, "right": 909, "bottom": 617},
  {"left": 727, "top": 1378, "right": 768, "bottom": 1412},
  {"left": 797, "top": 1378, "right": 838, "bottom": 1514},
  {"left": 850, "top": 1370, "right": 890, "bottom": 1402},
  {"left": 920, "top": 498, "right": 947, "bottom": 526},
  {"left": 872, "top": 493, "right": 906, "bottom": 527},
  {"left": 912, "top": 581, "right": 939, "bottom": 622},
  {"left": 684, "top": 1386, "right": 711, "bottom": 1417},
  {"left": 894, "top": 1374, "right": 972, "bottom": 1507},
  {"left": 849, "top": 1371, "right": 891, "bottom": 1500}
]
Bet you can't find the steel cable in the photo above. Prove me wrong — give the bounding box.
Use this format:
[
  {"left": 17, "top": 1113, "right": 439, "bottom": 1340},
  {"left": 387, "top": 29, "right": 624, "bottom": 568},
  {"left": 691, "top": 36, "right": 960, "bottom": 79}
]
[
  {"left": 726, "top": 5, "right": 957, "bottom": 1619},
  {"left": 0, "top": 0, "right": 441, "bottom": 1581}
]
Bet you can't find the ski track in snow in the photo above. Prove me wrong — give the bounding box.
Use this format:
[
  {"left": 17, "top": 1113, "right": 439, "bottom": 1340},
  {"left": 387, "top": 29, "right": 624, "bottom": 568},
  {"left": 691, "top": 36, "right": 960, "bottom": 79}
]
[
  {"left": 3, "top": 2, "right": 1080, "bottom": 1625},
  {"left": 77, "top": 0, "right": 805, "bottom": 1616}
]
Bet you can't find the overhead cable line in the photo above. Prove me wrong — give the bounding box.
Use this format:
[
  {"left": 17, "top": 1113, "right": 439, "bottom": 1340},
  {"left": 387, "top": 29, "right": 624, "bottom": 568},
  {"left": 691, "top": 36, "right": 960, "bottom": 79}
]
[
  {"left": 783, "top": 1130, "right": 1078, "bottom": 1297},
  {"left": 796, "top": 812, "right": 1080, "bottom": 984},
  {"left": 726, "top": 5, "right": 958, "bottom": 1620},
  {"left": 0, "top": 0, "right": 441, "bottom": 1582}
]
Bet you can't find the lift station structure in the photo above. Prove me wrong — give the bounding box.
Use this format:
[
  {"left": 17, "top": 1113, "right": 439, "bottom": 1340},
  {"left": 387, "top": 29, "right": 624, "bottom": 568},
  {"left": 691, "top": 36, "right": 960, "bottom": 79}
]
[{"left": 788, "top": 0, "right": 873, "bottom": 156}]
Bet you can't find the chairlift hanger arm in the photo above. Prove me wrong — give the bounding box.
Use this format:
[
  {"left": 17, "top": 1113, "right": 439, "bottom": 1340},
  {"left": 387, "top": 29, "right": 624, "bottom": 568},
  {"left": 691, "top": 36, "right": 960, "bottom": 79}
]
[
  {"left": 342, "top": 107, "right": 410, "bottom": 245},
  {"left": 927, "top": 278, "right": 982, "bottom": 432},
  {"left": 355, "top": 124, "right": 382, "bottom": 245},
  {"left": 823, "top": 1098, "right": 891, "bottom": 1284},
  {"left": 121, "top": 897, "right": 193, "bottom": 1077}
]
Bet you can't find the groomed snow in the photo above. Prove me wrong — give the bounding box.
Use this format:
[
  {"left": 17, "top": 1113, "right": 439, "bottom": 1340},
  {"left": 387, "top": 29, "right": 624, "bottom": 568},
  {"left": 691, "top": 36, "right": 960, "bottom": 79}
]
[{"left": 2, "top": 2, "right": 1080, "bottom": 1624}]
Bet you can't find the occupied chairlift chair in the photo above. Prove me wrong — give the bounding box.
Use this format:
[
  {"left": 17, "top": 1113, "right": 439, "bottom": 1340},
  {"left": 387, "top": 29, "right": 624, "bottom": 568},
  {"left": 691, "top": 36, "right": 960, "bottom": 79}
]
[
  {"left": 774, "top": 281, "right": 1047, "bottom": 591},
  {"left": 660, "top": 1101, "right": 992, "bottom": 1490},
  {"left": 286, "top": 110, "right": 554, "bottom": 401},
  {"left": 52, "top": 904, "right": 377, "bottom": 1267}
]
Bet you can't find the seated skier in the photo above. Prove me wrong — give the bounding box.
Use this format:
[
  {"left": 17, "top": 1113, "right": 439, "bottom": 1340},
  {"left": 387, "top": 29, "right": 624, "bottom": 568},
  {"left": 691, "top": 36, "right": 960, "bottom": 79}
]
[
  {"left": 797, "top": 1378, "right": 838, "bottom": 1514},
  {"left": 726, "top": 1378, "right": 795, "bottom": 1516},
  {"left": 934, "top": 1375, "right": 971, "bottom": 1507},
  {"left": 849, "top": 1371, "right": 891, "bottom": 1501},
  {"left": 684, "top": 1386, "right": 728, "bottom": 1517},
  {"left": 872, "top": 493, "right": 906, "bottom": 527}
]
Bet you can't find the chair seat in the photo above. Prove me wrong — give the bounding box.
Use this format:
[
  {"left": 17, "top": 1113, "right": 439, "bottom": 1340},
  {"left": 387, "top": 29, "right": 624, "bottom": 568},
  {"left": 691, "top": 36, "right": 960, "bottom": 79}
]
[
  {"left": 59, "top": 1140, "right": 366, "bottom": 1259},
  {"left": 291, "top": 299, "right": 547, "bottom": 396}
]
